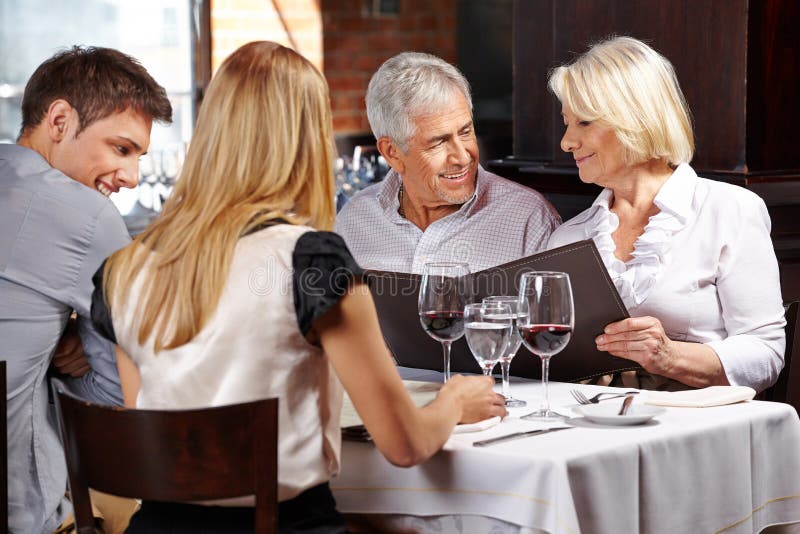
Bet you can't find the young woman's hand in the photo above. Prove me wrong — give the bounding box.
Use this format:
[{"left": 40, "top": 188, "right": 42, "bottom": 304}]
[{"left": 438, "top": 374, "right": 507, "bottom": 424}]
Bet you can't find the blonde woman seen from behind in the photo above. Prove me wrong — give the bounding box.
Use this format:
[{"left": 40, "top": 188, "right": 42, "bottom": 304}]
[
  {"left": 547, "top": 36, "right": 785, "bottom": 392},
  {"left": 91, "top": 41, "right": 506, "bottom": 533}
]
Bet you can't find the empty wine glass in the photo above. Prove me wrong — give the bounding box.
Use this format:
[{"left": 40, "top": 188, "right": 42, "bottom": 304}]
[
  {"left": 158, "top": 143, "right": 185, "bottom": 205},
  {"left": 483, "top": 295, "right": 527, "bottom": 407},
  {"left": 518, "top": 271, "right": 574, "bottom": 421},
  {"left": 418, "top": 262, "right": 472, "bottom": 382},
  {"left": 137, "top": 152, "right": 157, "bottom": 212},
  {"left": 464, "top": 302, "right": 512, "bottom": 376},
  {"left": 123, "top": 151, "right": 160, "bottom": 234}
]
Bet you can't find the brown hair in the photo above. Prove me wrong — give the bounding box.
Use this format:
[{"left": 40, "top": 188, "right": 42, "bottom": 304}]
[
  {"left": 20, "top": 45, "right": 173, "bottom": 137},
  {"left": 104, "top": 41, "right": 335, "bottom": 351}
]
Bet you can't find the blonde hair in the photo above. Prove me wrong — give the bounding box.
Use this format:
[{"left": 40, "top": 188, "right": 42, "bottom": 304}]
[
  {"left": 104, "top": 41, "right": 335, "bottom": 351},
  {"left": 548, "top": 36, "right": 694, "bottom": 166}
]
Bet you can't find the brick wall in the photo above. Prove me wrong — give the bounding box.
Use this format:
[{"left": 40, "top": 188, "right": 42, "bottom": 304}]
[
  {"left": 210, "top": 0, "right": 323, "bottom": 72},
  {"left": 323, "top": 0, "right": 457, "bottom": 134},
  {"left": 210, "top": 0, "right": 457, "bottom": 136}
]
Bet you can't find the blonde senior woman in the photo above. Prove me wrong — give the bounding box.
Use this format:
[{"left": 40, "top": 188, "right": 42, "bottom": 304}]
[
  {"left": 91, "top": 41, "right": 505, "bottom": 533},
  {"left": 548, "top": 36, "right": 785, "bottom": 392}
]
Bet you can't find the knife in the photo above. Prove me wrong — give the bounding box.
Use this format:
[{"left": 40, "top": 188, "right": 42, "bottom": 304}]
[
  {"left": 473, "top": 426, "right": 574, "bottom": 447},
  {"left": 618, "top": 394, "right": 635, "bottom": 416}
]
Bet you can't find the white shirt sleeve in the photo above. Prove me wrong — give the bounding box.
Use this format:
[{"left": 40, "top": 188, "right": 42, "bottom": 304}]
[{"left": 705, "top": 194, "right": 786, "bottom": 391}]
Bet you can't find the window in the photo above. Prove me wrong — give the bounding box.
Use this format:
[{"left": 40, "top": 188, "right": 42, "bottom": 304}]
[{"left": 0, "top": 0, "right": 209, "bottom": 221}]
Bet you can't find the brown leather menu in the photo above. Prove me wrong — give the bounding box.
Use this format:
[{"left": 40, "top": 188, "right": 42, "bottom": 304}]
[{"left": 364, "top": 240, "right": 640, "bottom": 382}]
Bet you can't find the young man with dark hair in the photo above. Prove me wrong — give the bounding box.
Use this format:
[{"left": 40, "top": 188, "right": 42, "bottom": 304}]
[{"left": 0, "top": 45, "right": 172, "bottom": 533}]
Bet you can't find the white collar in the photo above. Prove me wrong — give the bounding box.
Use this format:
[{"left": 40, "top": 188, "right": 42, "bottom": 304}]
[
  {"left": 577, "top": 163, "right": 700, "bottom": 309},
  {"left": 651, "top": 163, "right": 697, "bottom": 225}
]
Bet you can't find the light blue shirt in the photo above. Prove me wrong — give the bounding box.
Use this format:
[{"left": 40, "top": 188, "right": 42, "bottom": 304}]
[
  {"left": 0, "top": 144, "right": 128, "bottom": 533},
  {"left": 335, "top": 165, "right": 561, "bottom": 274}
]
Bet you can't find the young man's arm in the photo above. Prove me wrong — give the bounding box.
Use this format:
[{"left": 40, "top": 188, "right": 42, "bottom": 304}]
[{"left": 60, "top": 203, "right": 130, "bottom": 406}]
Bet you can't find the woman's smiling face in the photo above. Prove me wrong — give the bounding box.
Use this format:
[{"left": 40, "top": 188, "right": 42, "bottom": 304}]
[{"left": 559, "top": 106, "right": 629, "bottom": 188}]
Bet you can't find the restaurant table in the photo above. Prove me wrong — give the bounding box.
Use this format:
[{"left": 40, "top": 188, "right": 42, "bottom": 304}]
[{"left": 333, "top": 374, "right": 800, "bottom": 534}]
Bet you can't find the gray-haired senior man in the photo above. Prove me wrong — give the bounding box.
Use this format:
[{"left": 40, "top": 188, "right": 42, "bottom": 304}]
[{"left": 335, "top": 52, "right": 560, "bottom": 274}]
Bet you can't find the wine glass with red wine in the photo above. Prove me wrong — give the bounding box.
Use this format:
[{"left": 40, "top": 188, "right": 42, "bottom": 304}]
[
  {"left": 518, "top": 271, "right": 574, "bottom": 420},
  {"left": 418, "top": 262, "right": 472, "bottom": 382}
]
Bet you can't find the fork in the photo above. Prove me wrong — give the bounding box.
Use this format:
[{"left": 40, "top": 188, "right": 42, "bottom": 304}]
[{"left": 571, "top": 390, "right": 640, "bottom": 405}]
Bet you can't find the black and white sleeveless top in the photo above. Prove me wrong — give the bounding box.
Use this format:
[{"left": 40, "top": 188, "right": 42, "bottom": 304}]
[{"left": 92, "top": 224, "right": 363, "bottom": 502}]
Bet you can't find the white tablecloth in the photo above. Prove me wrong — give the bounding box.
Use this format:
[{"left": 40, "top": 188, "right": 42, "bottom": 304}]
[{"left": 332, "top": 380, "right": 800, "bottom": 534}]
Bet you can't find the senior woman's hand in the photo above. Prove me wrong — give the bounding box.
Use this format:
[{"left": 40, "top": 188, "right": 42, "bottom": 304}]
[
  {"left": 595, "top": 317, "right": 678, "bottom": 376},
  {"left": 595, "top": 316, "right": 729, "bottom": 388}
]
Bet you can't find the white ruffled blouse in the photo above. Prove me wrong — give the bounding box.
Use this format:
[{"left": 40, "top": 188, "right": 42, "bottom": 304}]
[
  {"left": 581, "top": 167, "right": 690, "bottom": 310},
  {"left": 548, "top": 164, "right": 786, "bottom": 391}
]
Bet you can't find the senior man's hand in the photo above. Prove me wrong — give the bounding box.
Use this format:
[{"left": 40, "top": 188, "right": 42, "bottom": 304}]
[
  {"left": 595, "top": 316, "right": 678, "bottom": 377},
  {"left": 53, "top": 316, "right": 92, "bottom": 377}
]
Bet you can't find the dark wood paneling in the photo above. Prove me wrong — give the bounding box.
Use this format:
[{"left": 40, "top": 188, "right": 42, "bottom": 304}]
[
  {"left": 457, "top": 0, "right": 514, "bottom": 163},
  {"left": 192, "top": 0, "right": 212, "bottom": 120},
  {"left": 512, "top": 0, "right": 553, "bottom": 161},
  {"left": 780, "top": 261, "right": 800, "bottom": 302},
  {"left": 513, "top": 0, "right": 750, "bottom": 172},
  {"left": 503, "top": 0, "right": 800, "bottom": 301},
  {"left": 746, "top": 0, "right": 800, "bottom": 172}
]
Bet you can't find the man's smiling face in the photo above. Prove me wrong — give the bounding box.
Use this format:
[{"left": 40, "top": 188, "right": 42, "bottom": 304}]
[
  {"left": 395, "top": 90, "right": 479, "bottom": 208},
  {"left": 49, "top": 105, "right": 151, "bottom": 196}
]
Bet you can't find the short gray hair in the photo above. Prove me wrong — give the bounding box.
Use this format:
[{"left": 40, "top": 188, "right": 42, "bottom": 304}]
[{"left": 366, "top": 52, "right": 472, "bottom": 152}]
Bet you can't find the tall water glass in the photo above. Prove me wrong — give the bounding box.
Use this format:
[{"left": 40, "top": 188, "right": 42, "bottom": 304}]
[
  {"left": 464, "top": 303, "right": 512, "bottom": 376},
  {"left": 483, "top": 295, "right": 527, "bottom": 407},
  {"left": 518, "top": 272, "right": 574, "bottom": 420},
  {"left": 418, "top": 262, "right": 471, "bottom": 382}
]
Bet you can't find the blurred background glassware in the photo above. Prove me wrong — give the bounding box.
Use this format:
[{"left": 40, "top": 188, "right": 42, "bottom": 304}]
[
  {"left": 334, "top": 145, "right": 391, "bottom": 213},
  {"left": 122, "top": 151, "right": 160, "bottom": 236},
  {"left": 334, "top": 155, "right": 355, "bottom": 211},
  {"left": 157, "top": 142, "right": 185, "bottom": 204},
  {"left": 353, "top": 144, "right": 389, "bottom": 183},
  {"left": 138, "top": 151, "right": 158, "bottom": 211},
  {"left": 483, "top": 295, "right": 527, "bottom": 407},
  {"left": 464, "top": 302, "right": 512, "bottom": 376},
  {"left": 418, "top": 262, "right": 472, "bottom": 382},
  {"left": 120, "top": 143, "right": 186, "bottom": 236}
]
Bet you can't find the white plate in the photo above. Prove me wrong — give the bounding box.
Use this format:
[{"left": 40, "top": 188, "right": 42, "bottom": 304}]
[{"left": 574, "top": 404, "right": 665, "bottom": 426}]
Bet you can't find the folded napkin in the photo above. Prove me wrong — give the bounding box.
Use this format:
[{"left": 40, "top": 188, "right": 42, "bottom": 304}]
[
  {"left": 452, "top": 416, "right": 502, "bottom": 434},
  {"left": 341, "top": 380, "right": 442, "bottom": 428},
  {"left": 644, "top": 386, "right": 756, "bottom": 408}
]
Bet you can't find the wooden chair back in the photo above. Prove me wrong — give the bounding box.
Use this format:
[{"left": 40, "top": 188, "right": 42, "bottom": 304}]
[
  {"left": 1, "top": 360, "right": 7, "bottom": 534},
  {"left": 54, "top": 389, "right": 278, "bottom": 533},
  {"left": 763, "top": 301, "right": 800, "bottom": 412}
]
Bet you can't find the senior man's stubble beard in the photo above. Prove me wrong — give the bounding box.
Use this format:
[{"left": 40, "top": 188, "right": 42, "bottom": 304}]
[{"left": 434, "top": 166, "right": 477, "bottom": 205}]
